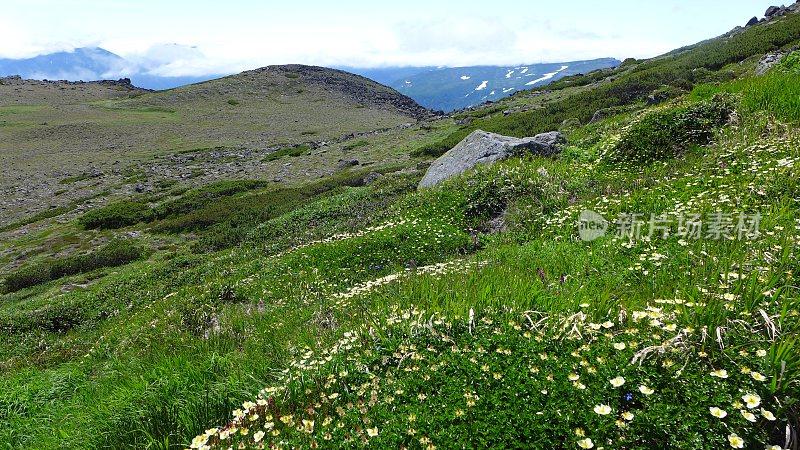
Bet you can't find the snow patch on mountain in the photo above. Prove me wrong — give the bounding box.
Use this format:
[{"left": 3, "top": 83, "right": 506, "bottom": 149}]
[{"left": 525, "top": 65, "right": 569, "bottom": 86}]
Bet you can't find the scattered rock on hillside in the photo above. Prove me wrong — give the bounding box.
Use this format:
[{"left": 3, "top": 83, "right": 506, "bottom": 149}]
[
  {"left": 590, "top": 109, "right": 609, "bottom": 123},
  {"left": 756, "top": 52, "right": 786, "bottom": 75},
  {"left": 418, "top": 130, "right": 565, "bottom": 188},
  {"left": 559, "top": 118, "right": 581, "bottom": 132},
  {"left": 362, "top": 172, "right": 384, "bottom": 185},
  {"left": 746, "top": 16, "right": 760, "bottom": 26},
  {"left": 337, "top": 159, "right": 360, "bottom": 170}
]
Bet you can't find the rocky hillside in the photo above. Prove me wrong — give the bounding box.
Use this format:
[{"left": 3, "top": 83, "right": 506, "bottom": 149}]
[
  {"left": 0, "top": 75, "right": 147, "bottom": 105},
  {"left": 121, "top": 65, "right": 431, "bottom": 120},
  {"left": 0, "top": 65, "right": 430, "bottom": 226}
]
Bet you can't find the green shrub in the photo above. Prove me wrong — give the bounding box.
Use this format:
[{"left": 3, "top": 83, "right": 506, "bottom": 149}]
[
  {"left": 647, "top": 85, "right": 686, "bottom": 104},
  {"left": 606, "top": 96, "right": 734, "bottom": 164},
  {"left": 78, "top": 201, "right": 152, "bottom": 230},
  {"left": 152, "top": 180, "right": 268, "bottom": 219},
  {"left": 2, "top": 240, "right": 146, "bottom": 293},
  {"left": 157, "top": 169, "right": 401, "bottom": 252},
  {"left": 2, "top": 264, "right": 51, "bottom": 294},
  {"left": 262, "top": 145, "right": 310, "bottom": 162},
  {"left": 342, "top": 140, "right": 368, "bottom": 151}
]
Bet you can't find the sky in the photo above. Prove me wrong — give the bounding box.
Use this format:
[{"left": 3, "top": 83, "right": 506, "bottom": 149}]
[{"left": 0, "top": 0, "right": 783, "bottom": 76}]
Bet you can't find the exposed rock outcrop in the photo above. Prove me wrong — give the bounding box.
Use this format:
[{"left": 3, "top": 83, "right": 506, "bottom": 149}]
[
  {"left": 756, "top": 52, "right": 787, "bottom": 75},
  {"left": 0, "top": 75, "right": 146, "bottom": 91},
  {"left": 418, "top": 130, "right": 565, "bottom": 188}
]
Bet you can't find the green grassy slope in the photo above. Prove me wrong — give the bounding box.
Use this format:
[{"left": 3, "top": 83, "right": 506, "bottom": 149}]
[{"left": 1, "top": 10, "right": 800, "bottom": 450}]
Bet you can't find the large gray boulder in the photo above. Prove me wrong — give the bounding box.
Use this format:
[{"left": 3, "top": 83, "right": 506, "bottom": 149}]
[{"left": 418, "top": 130, "right": 565, "bottom": 188}]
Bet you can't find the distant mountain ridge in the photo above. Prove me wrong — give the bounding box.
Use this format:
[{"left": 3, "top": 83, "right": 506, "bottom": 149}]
[
  {"left": 0, "top": 47, "right": 223, "bottom": 90},
  {"left": 369, "top": 58, "right": 621, "bottom": 111},
  {"left": 0, "top": 47, "right": 619, "bottom": 111}
]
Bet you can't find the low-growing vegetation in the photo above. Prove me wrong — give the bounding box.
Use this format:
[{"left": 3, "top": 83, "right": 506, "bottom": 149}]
[
  {"left": 78, "top": 200, "right": 153, "bottom": 230},
  {"left": 262, "top": 144, "right": 311, "bottom": 162},
  {"left": 2, "top": 239, "right": 146, "bottom": 293},
  {"left": 604, "top": 95, "right": 734, "bottom": 164},
  {"left": 0, "top": 205, "right": 74, "bottom": 232}
]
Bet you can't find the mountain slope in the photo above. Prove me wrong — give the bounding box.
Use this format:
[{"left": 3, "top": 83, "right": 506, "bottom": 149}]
[
  {"left": 389, "top": 58, "right": 620, "bottom": 111},
  {"left": 1, "top": 4, "right": 800, "bottom": 450},
  {"left": 118, "top": 64, "right": 430, "bottom": 119},
  {"left": 0, "top": 65, "right": 429, "bottom": 224}
]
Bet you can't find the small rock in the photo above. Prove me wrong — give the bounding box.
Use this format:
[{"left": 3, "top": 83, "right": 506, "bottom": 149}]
[
  {"left": 337, "top": 159, "right": 359, "bottom": 169},
  {"left": 362, "top": 172, "right": 384, "bottom": 185},
  {"left": 560, "top": 118, "right": 581, "bottom": 131},
  {"left": 486, "top": 210, "right": 508, "bottom": 234},
  {"left": 590, "top": 110, "right": 608, "bottom": 123},
  {"left": 746, "top": 16, "right": 759, "bottom": 26}
]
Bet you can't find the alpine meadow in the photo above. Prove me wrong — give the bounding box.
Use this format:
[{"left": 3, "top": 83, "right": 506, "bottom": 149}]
[{"left": 1, "top": 2, "right": 800, "bottom": 449}]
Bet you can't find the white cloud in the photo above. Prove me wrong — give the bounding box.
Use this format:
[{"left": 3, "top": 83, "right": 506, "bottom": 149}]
[{"left": 0, "top": 0, "right": 775, "bottom": 75}]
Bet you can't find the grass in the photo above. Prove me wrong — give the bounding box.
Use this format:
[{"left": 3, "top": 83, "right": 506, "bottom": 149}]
[
  {"left": 691, "top": 71, "right": 800, "bottom": 123},
  {"left": 1, "top": 15, "right": 800, "bottom": 450},
  {"left": 2, "top": 99, "right": 797, "bottom": 448}
]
